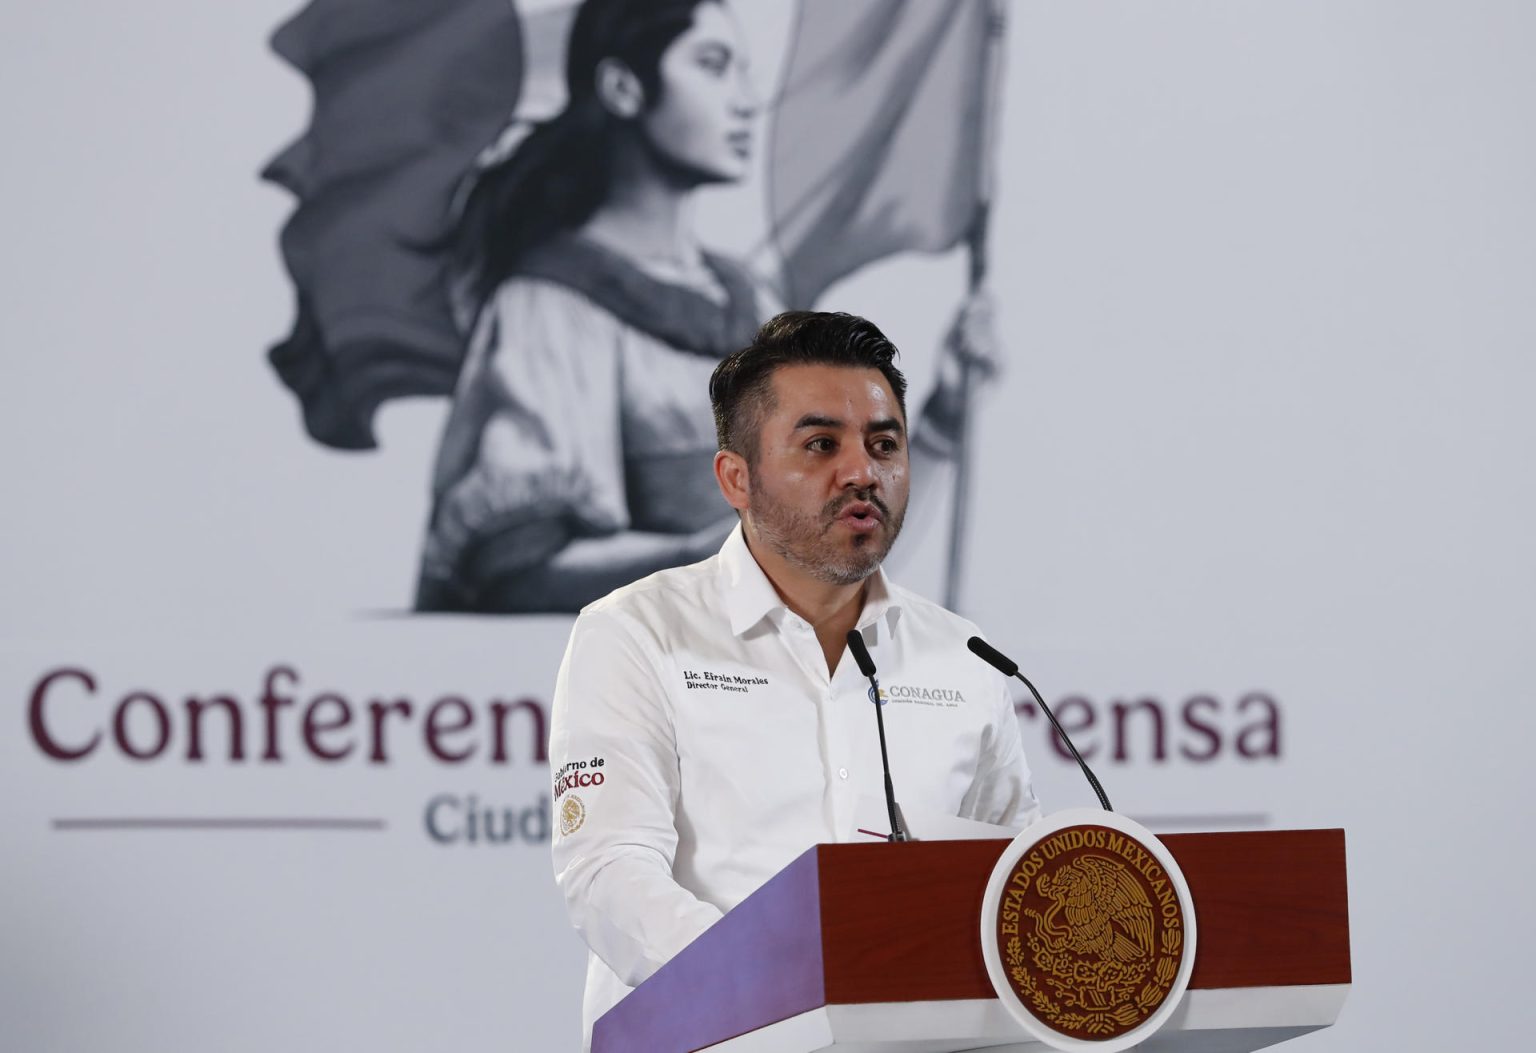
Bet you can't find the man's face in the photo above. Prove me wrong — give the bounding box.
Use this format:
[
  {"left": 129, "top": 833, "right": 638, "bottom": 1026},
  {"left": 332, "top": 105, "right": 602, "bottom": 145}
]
[{"left": 744, "top": 364, "right": 909, "bottom": 586}]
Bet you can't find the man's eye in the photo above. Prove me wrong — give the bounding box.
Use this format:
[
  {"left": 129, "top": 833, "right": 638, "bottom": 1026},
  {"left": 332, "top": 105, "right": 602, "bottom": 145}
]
[
  {"left": 807, "top": 437, "right": 835, "bottom": 453},
  {"left": 872, "top": 438, "right": 901, "bottom": 455}
]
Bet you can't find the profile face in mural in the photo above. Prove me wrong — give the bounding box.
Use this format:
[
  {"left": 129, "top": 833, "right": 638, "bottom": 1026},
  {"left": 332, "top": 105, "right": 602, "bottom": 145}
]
[{"left": 265, "top": 0, "right": 1009, "bottom": 614}]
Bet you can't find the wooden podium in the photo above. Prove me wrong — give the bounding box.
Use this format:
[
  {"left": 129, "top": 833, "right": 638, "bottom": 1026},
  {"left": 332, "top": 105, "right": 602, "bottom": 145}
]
[{"left": 593, "top": 830, "right": 1349, "bottom": 1052}]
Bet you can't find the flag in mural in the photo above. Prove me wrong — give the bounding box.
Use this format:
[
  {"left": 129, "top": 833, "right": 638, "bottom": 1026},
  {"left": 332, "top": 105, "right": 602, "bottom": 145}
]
[
  {"left": 264, "top": 0, "right": 526, "bottom": 450},
  {"left": 769, "top": 0, "right": 1003, "bottom": 307}
]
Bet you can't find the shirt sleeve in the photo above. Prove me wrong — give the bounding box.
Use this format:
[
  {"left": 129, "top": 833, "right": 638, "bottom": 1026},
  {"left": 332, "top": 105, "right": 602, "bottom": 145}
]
[
  {"left": 959, "top": 674, "right": 1043, "bottom": 829},
  {"left": 420, "top": 279, "right": 631, "bottom": 596},
  {"left": 549, "top": 607, "right": 723, "bottom": 988}
]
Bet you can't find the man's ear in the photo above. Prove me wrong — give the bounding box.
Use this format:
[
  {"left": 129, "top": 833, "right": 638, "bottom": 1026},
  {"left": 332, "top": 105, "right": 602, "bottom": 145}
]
[
  {"left": 594, "top": 57, "right": 645, "bottom": 119},
  {"left": 714, "top": 450, "right": 751, "bottom": 512}
]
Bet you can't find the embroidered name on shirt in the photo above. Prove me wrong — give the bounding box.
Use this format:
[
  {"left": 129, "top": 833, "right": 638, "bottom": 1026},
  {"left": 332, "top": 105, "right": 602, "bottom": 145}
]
[
  {"left": 882, "top": 684, "right": 967, "bottom": 707},
  {"left": 683, "top": 669, "right": 769, "bottom": 694}
]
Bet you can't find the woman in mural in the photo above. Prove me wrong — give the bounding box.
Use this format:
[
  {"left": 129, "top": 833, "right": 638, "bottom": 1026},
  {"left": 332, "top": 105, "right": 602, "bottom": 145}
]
[{"left": 413, "top": 0, "right": 993, "bottom": 613}]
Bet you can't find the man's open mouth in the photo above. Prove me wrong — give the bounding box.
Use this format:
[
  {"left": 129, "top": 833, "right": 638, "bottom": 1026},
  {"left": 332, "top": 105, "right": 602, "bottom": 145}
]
[{"left": 836, "top": 501, "right": 883, "bottom": 532}]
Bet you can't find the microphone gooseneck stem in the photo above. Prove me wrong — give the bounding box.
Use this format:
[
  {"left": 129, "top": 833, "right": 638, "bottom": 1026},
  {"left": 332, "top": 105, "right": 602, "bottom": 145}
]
[
  {"left": 846, "top": 630, "right": 908, "bottom": 842},
  {"left": 870, "top": 677, "right": 907, "bottom": 841},
  {"left": 1012, "top": 667, "right": 1112, "bottom": 812},
  {"left": 967, "top": 636, "right": 1113, "bottom": 812}
]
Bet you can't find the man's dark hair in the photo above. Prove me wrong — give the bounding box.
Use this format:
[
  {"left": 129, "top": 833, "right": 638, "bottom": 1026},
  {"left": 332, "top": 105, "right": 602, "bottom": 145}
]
[{"left": 709, "top": 310, "right": 908, "bottom": 463}]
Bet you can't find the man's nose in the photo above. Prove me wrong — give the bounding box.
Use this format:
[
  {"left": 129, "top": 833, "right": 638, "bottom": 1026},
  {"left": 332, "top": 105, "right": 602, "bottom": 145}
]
[{"left": 837, "top": 446, "right": 878, "bottom": 489}]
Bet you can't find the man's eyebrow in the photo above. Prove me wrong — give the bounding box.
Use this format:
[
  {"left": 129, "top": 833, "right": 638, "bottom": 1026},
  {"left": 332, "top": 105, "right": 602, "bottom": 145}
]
[
  {"left": 790, "top": 413, "right": 906, "bottom": 436},
  {"left": 792, "top": 413, "right": 842, "bottom": 431}
]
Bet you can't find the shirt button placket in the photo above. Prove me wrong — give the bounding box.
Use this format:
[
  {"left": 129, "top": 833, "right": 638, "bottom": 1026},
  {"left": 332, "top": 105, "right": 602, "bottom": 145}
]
[
  {"left": 789, "top": 623, "right": 839, "bottom": 837},
  {"left": 826, "top": 680, "right": 858, "bottom": 835}
]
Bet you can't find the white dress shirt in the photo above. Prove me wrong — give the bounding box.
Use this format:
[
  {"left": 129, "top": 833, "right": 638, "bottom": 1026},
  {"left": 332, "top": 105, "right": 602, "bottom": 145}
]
[{"left": 549, "top": 526, "right": 1041, "bottom": 1046}]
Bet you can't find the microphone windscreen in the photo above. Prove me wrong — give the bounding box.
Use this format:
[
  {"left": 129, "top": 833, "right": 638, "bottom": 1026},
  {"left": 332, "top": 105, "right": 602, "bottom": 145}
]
[
  {"left": 845, "top": 629, "right": 877, "bottom": 678},
  {"left": 967, "top": 636, "right": 1019, "bottom": 678}
]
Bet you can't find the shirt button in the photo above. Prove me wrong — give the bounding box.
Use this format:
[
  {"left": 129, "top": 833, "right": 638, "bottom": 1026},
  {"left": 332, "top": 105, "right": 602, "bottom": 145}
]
[{"left": 838, "top": 767, "right": 849, "bottom": 780}]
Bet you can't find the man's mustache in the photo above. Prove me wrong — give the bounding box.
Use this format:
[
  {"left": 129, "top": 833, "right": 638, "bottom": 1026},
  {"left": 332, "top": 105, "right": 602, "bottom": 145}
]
[{"left": 824, "top": 490, "right": 890, "bottom": 520}]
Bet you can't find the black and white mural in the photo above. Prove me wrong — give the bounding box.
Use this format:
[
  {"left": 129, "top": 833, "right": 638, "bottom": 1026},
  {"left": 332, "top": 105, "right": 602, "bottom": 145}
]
[
  {"left": 4, "top": 0, "right": 1532, "bottom": 1049},
  {"left": 265, "top": 0, "right": 1007, "bottom": 613}
]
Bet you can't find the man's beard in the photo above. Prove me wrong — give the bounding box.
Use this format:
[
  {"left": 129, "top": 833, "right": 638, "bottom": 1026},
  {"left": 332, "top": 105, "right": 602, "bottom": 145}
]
[{"left": 747, "top": 480, "right": 906, "bottom": 586}]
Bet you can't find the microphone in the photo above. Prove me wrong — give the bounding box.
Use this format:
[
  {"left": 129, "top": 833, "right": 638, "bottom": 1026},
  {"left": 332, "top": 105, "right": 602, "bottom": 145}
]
[
  {"left": 967, "top": 636, "right": 1113, "bottom": 812},
  {"left": 846, "top": 630, "right": 910, "bottom": 842}
]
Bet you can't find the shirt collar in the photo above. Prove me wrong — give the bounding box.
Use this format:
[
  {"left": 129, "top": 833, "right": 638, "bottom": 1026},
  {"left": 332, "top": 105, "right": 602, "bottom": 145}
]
[{"left": 717, "top": 523, "right": 903, "bottom": 637}]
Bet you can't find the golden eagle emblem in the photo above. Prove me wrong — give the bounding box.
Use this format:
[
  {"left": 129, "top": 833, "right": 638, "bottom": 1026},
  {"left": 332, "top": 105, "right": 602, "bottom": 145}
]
[
  {"left": 991, "top": 823, "right": 1189, "bottom": 1042},
  {"left": 558, "top": 795, "right": 586, "bottom": 837},
  {"left": 1027, "top": 854, "right": 1156, "bottom": 964}
]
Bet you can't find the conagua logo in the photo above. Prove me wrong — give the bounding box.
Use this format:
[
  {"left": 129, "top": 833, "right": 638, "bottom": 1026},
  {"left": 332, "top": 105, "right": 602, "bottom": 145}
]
[
  {"left": 874, "top": 683, "right": 967, "bottom": 707},
  {"left": 995, "top": 825, "right": 1186, "bottom": 1042}
]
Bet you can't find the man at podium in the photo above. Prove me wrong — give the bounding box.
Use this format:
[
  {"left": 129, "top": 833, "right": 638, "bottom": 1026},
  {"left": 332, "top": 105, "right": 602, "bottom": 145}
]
[{"left": 550, "top": 311, "right": 1041, "bottom": 1047}]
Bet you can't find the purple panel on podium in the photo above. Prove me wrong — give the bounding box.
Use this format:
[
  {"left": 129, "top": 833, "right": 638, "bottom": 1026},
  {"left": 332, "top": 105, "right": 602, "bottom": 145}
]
[{"left": 592, "top": 846, "right": 827, "bottom": 1052}]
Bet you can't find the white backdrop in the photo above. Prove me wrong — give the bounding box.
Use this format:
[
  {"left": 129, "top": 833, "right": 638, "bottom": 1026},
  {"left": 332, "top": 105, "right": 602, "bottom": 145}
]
[{"left": 3, "top": 1, "right": 1534, "bottom": 1050}]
